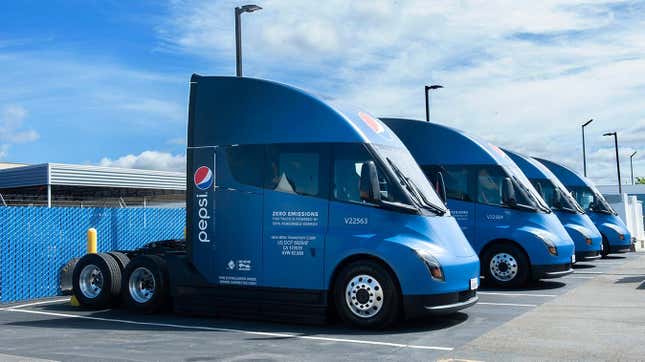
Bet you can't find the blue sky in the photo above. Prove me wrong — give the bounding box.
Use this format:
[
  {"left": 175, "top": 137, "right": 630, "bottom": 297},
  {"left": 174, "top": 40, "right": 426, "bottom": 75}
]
[{"left": 1, "top": 0, "right": 644, "bottom": 184}]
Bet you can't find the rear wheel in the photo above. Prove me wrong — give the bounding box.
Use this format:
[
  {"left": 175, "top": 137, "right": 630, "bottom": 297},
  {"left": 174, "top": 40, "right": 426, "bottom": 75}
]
[
  {"left": 333, "top": 260, "right": 400, "bottom": 329},
  {"left": 72, "top": 253, "right": 122, "bottom": 307},
  {"left": 108, "top": 252, "right": 130, "bottom": 271},
  {"left": 122, "top": 255, "right": 169, "bottom": 313},
  {"left": 482, "top": 243, "right": 529, "bottom": 288}
]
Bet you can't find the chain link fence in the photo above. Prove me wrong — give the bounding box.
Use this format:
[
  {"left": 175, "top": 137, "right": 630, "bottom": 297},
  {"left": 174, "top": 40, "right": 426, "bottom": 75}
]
[{"left": 0, "top": 207, "right": 185, "bottom": 303}]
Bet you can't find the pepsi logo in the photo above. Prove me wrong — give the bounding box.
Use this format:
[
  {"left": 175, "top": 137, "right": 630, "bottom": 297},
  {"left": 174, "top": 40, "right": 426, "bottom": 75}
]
[
  {"left": 358, "top": 112, "right": 384, "bottom": 134},
  {"left": 194, "top": 166, "right": 214, "bottom": 190}
]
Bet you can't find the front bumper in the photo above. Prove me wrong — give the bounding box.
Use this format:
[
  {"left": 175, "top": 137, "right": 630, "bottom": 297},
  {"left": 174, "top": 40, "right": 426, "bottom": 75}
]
[
  {"left": 609, "top": 244, "right": 632, "bottom": 253},
  {"left": 575, "top": 250, "right": 601, "bottom": 261},
  {"left": 403, "top": 290, "right": 478, "bottom": 319},
  {"left": 532, "top": 263, "right": 573, "bottom": 279}
]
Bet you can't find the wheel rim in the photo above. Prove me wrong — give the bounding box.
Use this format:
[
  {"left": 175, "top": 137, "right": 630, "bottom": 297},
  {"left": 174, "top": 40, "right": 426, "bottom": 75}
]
[
  {"left": 79, "top": 264, "right": 103, "bottom": 299},
  {"left": 129, "top": 267, "right": 156, "bottom": 304},
  {"left": 490, "top": 252, "right": 518, "bottom": 282},
  {"left": 345, "top": 274, "right": 384, "bottom": 318}
]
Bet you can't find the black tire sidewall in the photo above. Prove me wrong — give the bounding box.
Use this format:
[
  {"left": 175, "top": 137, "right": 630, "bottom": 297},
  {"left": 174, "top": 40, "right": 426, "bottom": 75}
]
[
  {"left": 122, "top": 255, "right": 169, "bottom": 313},
  {"left": 72, "top": 253, "right": 121, "bottom": 307},
  {"left": 483, "top": 244, "right": 529, "bottom": 288},
  {"left": 108, "top": 252, "right": 131, "bottom": 271},
  {"left": 601, "top": 235, "right": 610, "bottom": 258},
  {"left": 333, "top": 260, "right": 400, "bottom": 329}
]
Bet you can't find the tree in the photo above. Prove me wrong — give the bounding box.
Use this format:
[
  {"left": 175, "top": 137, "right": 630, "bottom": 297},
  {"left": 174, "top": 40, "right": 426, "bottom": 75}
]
[{"left": 636, "top": 177, "right": 645, "bottom": 184}]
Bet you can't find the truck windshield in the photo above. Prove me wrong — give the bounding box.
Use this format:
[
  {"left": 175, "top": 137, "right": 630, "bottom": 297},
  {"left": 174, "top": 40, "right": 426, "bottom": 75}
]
[
  {"left": 569, "top": 185, "right": 616, "bottom": 215},
  {"left": 530, "top": 178, "right": 584, "bottom": 214},
  {"left": 504, "top": 163, "right": 551, "bottom": 212},
  {"left": 372, "top": 144, "right": 448, "bottom": 215}
]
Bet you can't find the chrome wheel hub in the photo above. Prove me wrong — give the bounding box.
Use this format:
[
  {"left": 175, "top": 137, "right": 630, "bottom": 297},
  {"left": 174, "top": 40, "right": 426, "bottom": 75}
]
[
  {"left": 129, "top": 267, "right": 156, "bottom": 304},
  {"left": 345, "top": 274, "right": 384, "bottom": 318},
  {"left": 79, "top": 264, "right": 103, "bottom": 299},
  {"left": 490, "top": 253, "right": 518, "bottom": 282}
]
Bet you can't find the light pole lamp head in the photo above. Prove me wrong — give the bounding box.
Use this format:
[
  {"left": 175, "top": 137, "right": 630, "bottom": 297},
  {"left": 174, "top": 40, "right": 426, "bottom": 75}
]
[
  {"left": 631, "top": 151, "right": 637, "bottom": 158},
  {"left": 583, "top": 119, "right": 593, "bottom": 127},
  {"left": 237, "top": 4, "right": 262, "bottom": 14},
  {"left": 426, "top": 85, "right": 444, "bottom": 90},
  {"left": 603, "top": 132, "right": 616, "bottom": 137}
]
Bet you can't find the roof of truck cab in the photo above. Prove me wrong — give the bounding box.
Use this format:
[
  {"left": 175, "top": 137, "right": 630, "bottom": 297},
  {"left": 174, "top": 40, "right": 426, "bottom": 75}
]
[
  {"left": 380, "top": 118, "right": 514, "bottom": 166},
  {"left": 504, "top": 149, "right": 560, "bottom": 181},
  {"left": 534, "top": 158, "right": 589, "bottom": 188},
  {"left": 187, "top": 75, "right": 403, "bottom": 148}
]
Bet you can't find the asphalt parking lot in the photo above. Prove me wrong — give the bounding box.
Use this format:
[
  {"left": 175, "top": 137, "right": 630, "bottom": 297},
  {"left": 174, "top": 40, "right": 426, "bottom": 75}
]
[{"left": 1, "top": 252, "right": 644, "bottom": 361}]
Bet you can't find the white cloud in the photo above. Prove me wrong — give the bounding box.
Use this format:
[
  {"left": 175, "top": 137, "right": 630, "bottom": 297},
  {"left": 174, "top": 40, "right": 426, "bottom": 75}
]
[
  {"left": 0, "top": 105, "right": 39, "bottom": 159},
  {"left": 99, "top": 150, "right": 186, "bottom": 172},
  {"left": 159, "top": 0, "right": 645, "bottom": 185}
]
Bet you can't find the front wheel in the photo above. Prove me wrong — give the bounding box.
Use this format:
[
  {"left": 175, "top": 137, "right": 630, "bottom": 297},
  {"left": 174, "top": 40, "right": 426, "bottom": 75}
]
[
  {"left": 600, "top": 235, "right": 610, "bottom": 258},
  {"left": 482, "top": 244, "right": 529, "bottom": 288},
  {"left": 333, "top": 260, "right": 400, "bottom": 329}
]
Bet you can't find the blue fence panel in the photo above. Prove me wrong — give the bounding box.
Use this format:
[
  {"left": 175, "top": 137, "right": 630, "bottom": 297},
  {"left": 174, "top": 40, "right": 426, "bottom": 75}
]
[{"left": 0, "top": 207, "right": 185, "bottom": 303}]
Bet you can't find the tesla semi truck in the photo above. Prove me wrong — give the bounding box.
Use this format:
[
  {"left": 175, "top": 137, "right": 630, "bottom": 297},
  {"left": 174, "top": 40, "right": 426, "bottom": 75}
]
[
  {"left": 504, "top": 149, "right": 602, "bottom": 260},
  {"left": 536, "top": 158, "right": 632, "bottom": 256},
  {"left": 71, "top": 76, "right": 480, "bottom": 329},
  {"left": 381, "top": 118, "right": 575, "bottom": 287}
]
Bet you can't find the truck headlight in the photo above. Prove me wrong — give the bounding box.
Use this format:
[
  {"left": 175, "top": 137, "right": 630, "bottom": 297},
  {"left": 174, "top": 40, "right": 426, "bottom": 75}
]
[
  {"left": 416, "top": 250, "right": 445, "bottom": 281},
  {"left": 534, "top": 232, "right": 558, "bottom": 256}
]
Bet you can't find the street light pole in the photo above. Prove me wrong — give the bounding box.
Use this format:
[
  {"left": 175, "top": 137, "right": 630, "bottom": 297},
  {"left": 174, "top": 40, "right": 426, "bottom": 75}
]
[
  {"left": 235, "top": 4, "right": 262, "bottom": 77},
  {"left": 630, "top": 151, "right": 637, "bottom": 185},
  {"left": 425, "top": 85, "right": 443, "bottom": 122},
  {"left": 603, "top": 131, "right": 622, "bottom": 194},
  {"left": 582, "top": 119, "right": 593, "bottom": 177}
]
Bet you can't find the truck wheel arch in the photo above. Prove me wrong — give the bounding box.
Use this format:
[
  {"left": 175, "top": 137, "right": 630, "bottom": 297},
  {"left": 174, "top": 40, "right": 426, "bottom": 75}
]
[
  {"left": 327, "top": 254, "right": 403, "bottom": 315},
  {"left": 479, "top": 239, "right": 532, "bottom": 269}
]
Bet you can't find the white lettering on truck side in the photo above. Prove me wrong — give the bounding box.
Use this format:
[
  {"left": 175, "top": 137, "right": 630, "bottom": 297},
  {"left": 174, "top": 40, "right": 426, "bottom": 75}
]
[{"left": 197, "top": 194, "right": 210, "bottom": 243}]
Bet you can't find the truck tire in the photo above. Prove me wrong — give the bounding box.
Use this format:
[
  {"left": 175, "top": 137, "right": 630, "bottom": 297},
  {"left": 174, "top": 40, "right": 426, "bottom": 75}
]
[
  {"left": 482, "top": 243, "right": 529, "bottom": 288},
  {"left": 72, "top": 253, "right": 122, "bottom": 307},
  {"left": 121, "top": 255, "right": 169, "bottom": 313},
  {"left": 600, "top": 235, "right": 610, "bottom": 258},
  {"left": 333, "top": 260, "right": 400, "bottom": 329},
  {"left": 108, "top": 252, "right": 131, "bottom": 270}
]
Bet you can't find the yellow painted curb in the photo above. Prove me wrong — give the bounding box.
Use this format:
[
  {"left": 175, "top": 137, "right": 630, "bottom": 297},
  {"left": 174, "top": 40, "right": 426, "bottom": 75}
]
[{"left": 70, "top": 295, "right": 80, "bottom": 307}]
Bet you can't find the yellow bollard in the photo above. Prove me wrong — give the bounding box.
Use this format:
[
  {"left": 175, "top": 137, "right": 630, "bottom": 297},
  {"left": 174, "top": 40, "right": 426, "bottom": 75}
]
[{"left": 87, "top": 228, "right": 97, "bottom": 254}]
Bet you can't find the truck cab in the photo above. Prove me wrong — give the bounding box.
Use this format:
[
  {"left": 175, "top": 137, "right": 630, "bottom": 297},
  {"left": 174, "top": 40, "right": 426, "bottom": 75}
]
[
  {"left": 70, "top": 76, "right": 480, "bottom": 329},
  {"left": 536, "top": 158, "right": 633, "bottom": 256},
  {"left": 504, "top": 149, "right": 602, "bottom": 260},
  {"left": 381, "top": 118, "right": 575, "bottom": 287}
]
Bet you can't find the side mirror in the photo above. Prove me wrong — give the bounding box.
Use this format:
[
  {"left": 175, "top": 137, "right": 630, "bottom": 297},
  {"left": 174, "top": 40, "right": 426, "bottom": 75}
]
[
  {"left": 502, "top": 177, "right": 516, "bottom": 205},
  {"left": 360, "top": 161, "right": 381, "bottom": 203},
  {"left": 435, "top": 171, "right": 447, "bottom": 205}
]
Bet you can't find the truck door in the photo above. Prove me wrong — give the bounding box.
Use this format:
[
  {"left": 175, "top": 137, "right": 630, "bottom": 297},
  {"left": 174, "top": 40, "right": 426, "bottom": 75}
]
[
  {"left": 262, "top": 143, "right": 329, "bottom": 290},
  {"left": 212, "top": 145, "right": 264, "bottom": 287},
  {"left": 443, "top": 165, "right": 476, "bottom": 242}
]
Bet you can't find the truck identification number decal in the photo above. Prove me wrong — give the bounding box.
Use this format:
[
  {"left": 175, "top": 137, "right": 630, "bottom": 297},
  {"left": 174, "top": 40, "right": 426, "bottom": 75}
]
[{"left": 344, "top": 217, "right": 368, "bottom": 225}]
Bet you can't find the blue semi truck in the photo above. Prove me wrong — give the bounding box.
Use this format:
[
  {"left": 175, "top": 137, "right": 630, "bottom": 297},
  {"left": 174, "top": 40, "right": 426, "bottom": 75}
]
[
  {"left": 381, "top": 118, "right": 575, "bottom": 287},
  {"left": 71, "top": 76, "right": 480, "bottom": 329},
  {"left": 504, "top": 149, "right": 602, "bottom": 260},
  {"left": 536, "top": 158, "right": 633, "bottom": 256}
]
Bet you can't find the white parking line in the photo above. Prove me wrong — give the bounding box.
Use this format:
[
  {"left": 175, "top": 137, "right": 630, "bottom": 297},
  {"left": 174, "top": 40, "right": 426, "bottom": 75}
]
[
  {"left": 0, "top": 298, "right": 69, "bottom": 310},
  {"left": 565, "top": 276, "right": 595, "bottom": 279},
  {"left": 476, "top": 302, "right": 537, "bottom": 307},
  {"left": 573, "top": 271, "right": 604, "bottom": 274},
  {"left": 477, "top": 292, "right": 556, "bottom": 298},
  {"left": 2, "top": 305, "right": 453, "bottom": 352}
]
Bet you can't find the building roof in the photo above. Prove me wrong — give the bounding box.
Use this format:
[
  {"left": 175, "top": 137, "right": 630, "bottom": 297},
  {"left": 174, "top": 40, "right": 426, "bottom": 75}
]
[{"left": 0, "top": 163, "right": 185, "bottom": 190}]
